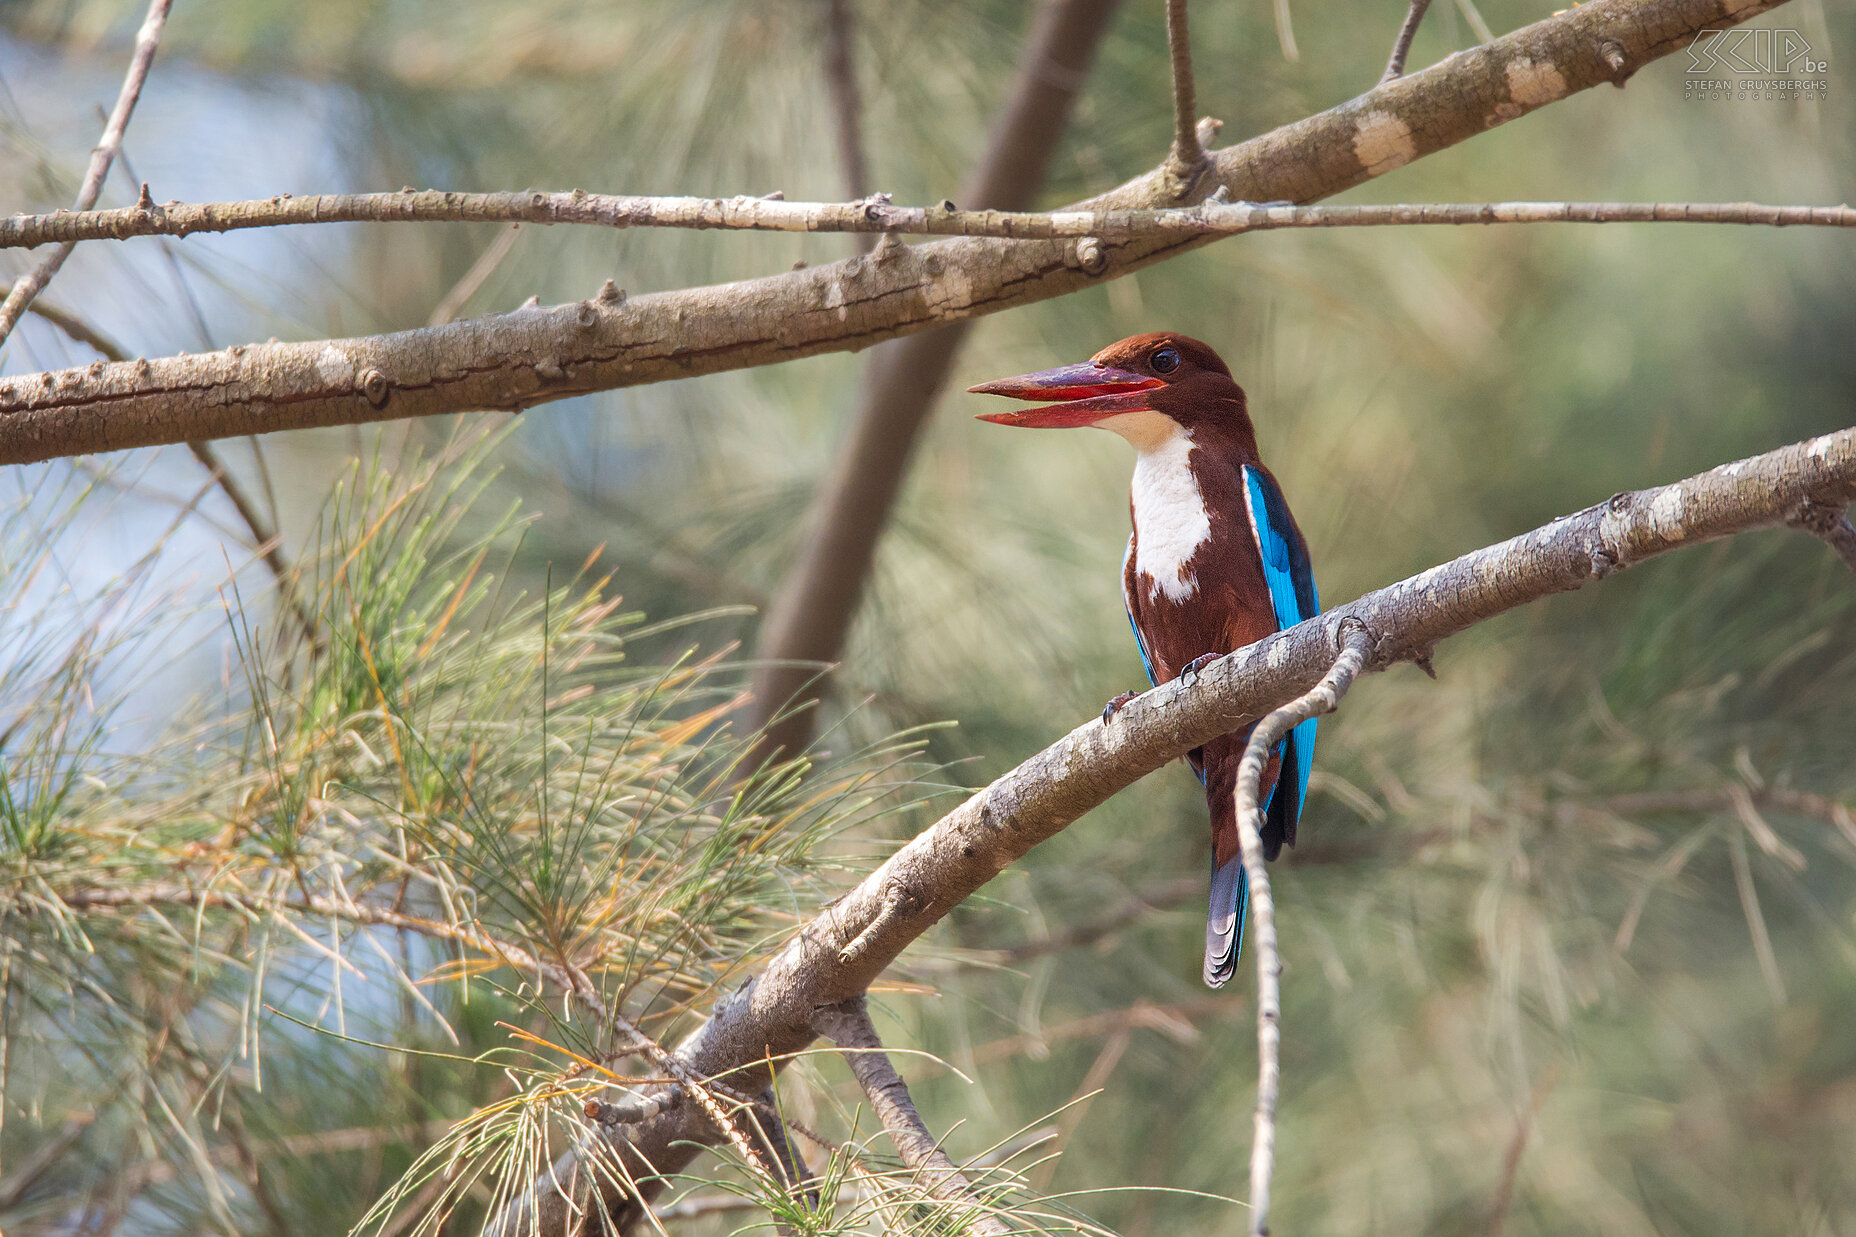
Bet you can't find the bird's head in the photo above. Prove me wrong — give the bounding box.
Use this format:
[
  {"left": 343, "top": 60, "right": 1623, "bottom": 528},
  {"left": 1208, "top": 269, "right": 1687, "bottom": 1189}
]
[{"left": 968, "top": 332, "right": 1249, "bottom": 450}]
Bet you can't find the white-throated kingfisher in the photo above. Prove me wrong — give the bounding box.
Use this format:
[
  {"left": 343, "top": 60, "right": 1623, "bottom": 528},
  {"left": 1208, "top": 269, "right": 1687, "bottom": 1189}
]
[{"left": 970, "top": 333, "right": 1319, "bottom": 988}]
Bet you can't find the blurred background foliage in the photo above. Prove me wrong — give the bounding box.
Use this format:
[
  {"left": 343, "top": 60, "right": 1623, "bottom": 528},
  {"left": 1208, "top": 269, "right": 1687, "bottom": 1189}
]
[{"left": 0, "top": 0, "right": 1853, "bottom": 1234}]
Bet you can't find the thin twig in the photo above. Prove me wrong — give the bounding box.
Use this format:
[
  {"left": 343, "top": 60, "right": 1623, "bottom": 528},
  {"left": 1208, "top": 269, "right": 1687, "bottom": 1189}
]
[
  {"left": 1601, "top": 783, "right": 1856, "bottom": 853},
  {"left": 1232, "top": 623, "right": 1374, "bottom": 1237},
  {"left": 26, "top": 301, "right": 317, "bottom": 650},
  {"left": 1163, "top": 0, "right": 1205, "bottom": 191},
  {"left": 989, "top": 874, "right": 1201, "bottom": 964},
  {"left": 821, "top": 0, "right": 874, "bottom": 252},
  {"left": 428, "top": 224, "right": 524, "bottom": 326},
  {"left": 0, "top": 0, "right": 171, "bottom": 346},
  {"left": 10, "top": 192, "right": 1856, "bottom": 251},
  {"left": 1031, "top": 1024, "right": 1131, "bottom": 1191},
  {"left": 1485, "top": 1064, "right": 1559, "bottom": 1237},
  {"left": 1272, "top": 0, "right": 1300, "bottom": 61},
  {"left": 1381, "top": 0, "right": 1435, "bottom": 81},
  {"left": 962, "top": 994, "right": 1240, "bottom": 1067},
  {"left": 813, "top": 997, "right": 1011, "bottom": 1237},
  {"left": 186, "top": 441, "right": 318, "bottom": 651}
]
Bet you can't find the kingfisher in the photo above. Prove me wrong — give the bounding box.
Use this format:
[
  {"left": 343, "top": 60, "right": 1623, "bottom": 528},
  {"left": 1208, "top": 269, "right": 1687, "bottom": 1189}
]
[{"left": 970, "top": 333, "right": 1319, "bottom": 988}]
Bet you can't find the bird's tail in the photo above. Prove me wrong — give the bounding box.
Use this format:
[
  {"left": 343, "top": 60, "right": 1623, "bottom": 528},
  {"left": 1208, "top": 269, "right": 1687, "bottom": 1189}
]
[{"left": 1203, "top": 853, "right": 1249, "bottom": 988}]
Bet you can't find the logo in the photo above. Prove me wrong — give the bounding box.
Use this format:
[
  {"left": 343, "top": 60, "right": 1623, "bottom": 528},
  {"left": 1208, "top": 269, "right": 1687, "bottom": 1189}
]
[{"left": 1685, "top": 28, "right": 1829, "bottom": 101}]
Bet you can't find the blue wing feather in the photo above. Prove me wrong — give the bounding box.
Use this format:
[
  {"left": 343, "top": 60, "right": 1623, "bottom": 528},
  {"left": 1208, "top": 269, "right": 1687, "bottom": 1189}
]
[
  {"left": 1120, "top": 536, "right": 1158, "bottom": 688},
  {"left": 1242, "top": 466, "right": 1320, "bottom": 838}
]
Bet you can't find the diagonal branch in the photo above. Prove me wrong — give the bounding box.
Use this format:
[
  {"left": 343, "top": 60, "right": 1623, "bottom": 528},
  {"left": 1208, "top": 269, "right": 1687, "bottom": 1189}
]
[
  {"left": 488, "top": 426, "right": 1856, "bottom": 1237},
  {"left": 0, "top": 0, "right": 1784, "bottom": 462},
  {"left": 812, "top": 997, "right": 1010, "bottom": 1236},
  {"left": 0, "top": 0, "right": 170, "bottom": 348},
  {"left": 1382, "top": 0, "right": 1436, "bottom": 82},
  {"left": 1164, "top": 0, "right": 1207, "bottom": 192},
  {"left": 1231, "top": 624, "right": 1372, "bottom": 1237}
]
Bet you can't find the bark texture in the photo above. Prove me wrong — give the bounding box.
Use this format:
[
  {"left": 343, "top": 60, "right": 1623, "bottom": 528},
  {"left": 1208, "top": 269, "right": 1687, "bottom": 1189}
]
[
  {"left": 488, "top": 426, "right": 1856, "bottom": 1236},
  {"left": 0, "top": 0, "right": 1784, "bottom": 466}
]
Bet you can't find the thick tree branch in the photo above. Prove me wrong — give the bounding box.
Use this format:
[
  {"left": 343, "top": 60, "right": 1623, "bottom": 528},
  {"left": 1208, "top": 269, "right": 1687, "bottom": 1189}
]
[
  {"left": 1232, "top": 625, "right": 1372, "bottom": 1237},
  {"left": 0, "top": 0, "right": 1782, "bottom": 464},
  {"left": 812, "top": 997, "right": 1010, "bottom": 1236},
  {"left": 0, "top": 0, "right": 170, "bottom": 347},
  {"left": 488, "top": 427, "right": 1856, "bottom": 1236},
  {"left": 744, "top": 0, "right": 1121, "bottom": 762}
]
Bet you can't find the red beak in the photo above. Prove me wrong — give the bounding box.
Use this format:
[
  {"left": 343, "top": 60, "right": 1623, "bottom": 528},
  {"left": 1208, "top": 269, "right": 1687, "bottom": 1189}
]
[{"left": 968, "top": 363, "right": 1163, "bottom": 428}]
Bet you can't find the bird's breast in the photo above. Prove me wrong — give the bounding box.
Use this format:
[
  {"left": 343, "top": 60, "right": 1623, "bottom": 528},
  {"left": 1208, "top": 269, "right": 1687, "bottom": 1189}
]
[{"left": 1129, "top": 429, "right": 1213, "bottom": 603}]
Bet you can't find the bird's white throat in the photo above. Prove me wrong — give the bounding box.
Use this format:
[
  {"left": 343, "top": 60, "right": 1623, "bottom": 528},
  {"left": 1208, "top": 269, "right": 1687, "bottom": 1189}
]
[{"left": 1098, "top": 411, "right": 1211, "bottom": 603}]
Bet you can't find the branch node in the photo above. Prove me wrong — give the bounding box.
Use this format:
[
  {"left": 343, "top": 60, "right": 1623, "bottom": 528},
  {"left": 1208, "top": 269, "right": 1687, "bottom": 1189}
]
[
  {"left": 1589, "top": 547, "right": 1619, "bottom": 579},
  {"left": 838, "top": 887, "right": 912, "bottom": 964},
  {"left": 358, "top": 368, "right": 390, "bottom": 408},
  {"left": 583, "top": 1087, "right": 682, "bottom": 1127},
  {"left": 1072, "top": 235, "right": 1109, "bottom": 276},
  {"left": 1600, "top": 39, "right": 1632, "bottom": 85},
  {"left": 1788, "top": 498, "right": 1856, "bottom": 576},
  {"left": 135, "top": 181, "right": 155, "bottom": 212},
  {"left": 596, "top": 279, "right": 626, "bottom": 305}
]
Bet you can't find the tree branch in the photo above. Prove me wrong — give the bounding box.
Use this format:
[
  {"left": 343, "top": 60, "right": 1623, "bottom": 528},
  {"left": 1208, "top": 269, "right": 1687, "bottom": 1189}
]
[
  {"left": 13, "top": 192, "right": 1855, "bottom": 252},
  {"left": 1164, "top": 0, "right": 1206, "bottom": 192},
  {"left": 0, "top": 0, "right": 170, "bottom": 347},
  {"left": 1232, "top": 625, "right": 1372, "bottom": 1237},
  {"left": 1382, "top": 0, "right": 1435, "bottom": 82},
  {"left": 0, "top": 0, "right": 1782, "bottom": 461},
  {"left": 487, "top": 426, "right": 1856, "bottom": 1236},
  {"left": 812, "top": 997, "right": 1010, "bottom": 1236}
]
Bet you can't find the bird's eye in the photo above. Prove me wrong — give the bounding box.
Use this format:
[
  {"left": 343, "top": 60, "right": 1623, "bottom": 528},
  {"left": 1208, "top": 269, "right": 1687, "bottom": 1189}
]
[{"left": 1151, "top": 347, "right": 1181, "bottom": 374}]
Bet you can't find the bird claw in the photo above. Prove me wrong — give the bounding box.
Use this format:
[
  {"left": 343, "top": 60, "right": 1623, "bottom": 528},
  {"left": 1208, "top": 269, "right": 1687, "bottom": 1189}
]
[
  {"left": 1101, "top": 690, "right": 1140, "bottom": 724},
  {"left": 1179, "top": 653, "right": 1219, "bottom": 685}
]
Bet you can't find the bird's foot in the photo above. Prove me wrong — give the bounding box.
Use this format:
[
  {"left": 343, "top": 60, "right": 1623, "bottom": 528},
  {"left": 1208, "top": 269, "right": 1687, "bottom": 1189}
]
[
  {"left": 1179, "top": 653, "right": 1219, "bottom": 685},
  {"left": 1101, "top": 690, "right": 1140, "bottom": 725}
]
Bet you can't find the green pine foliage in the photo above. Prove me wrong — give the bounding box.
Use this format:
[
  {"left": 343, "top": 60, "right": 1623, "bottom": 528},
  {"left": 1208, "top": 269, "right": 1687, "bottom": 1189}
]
[{"left": 1, "top": 1, "right": 1854, "bottom": 1234}]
